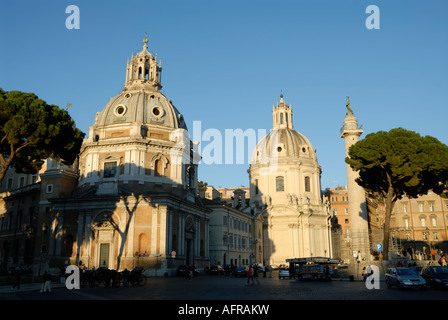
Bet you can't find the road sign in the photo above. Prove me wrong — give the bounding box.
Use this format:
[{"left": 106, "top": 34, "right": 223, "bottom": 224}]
[
  {"left": 171, "top": 251, "right": 176, "bottom": 258},
  {"left": 376, "top": 244, "right": 383, "bottom": 251}
]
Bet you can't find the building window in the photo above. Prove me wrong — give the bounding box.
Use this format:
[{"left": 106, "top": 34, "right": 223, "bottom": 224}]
[
  {"left": 344, "top": 208, "right": 349, "bottom": 215},
  {"left": 433, "top": 232, "right": 439, "bottom": 241},
  {"left": 19, "top": 176, "right": 25, "bottom": 188},
  {"left": 431, "top": 217, "right": 437, "bottom": 227},
  {"left": 332, "top": 197, "right": 337, "bottom": 202},
  {"left": 305, "top": 176, "right": 311, "bottom": 192},
  {"left": 254, "top": 179, "right": 259, "bottom": 195},
  {"left": 403, "top": 203, "right": 407, "bottom": 213},
  {"left": 420, "top": 217, "right": 426, "bottom": 227},
  {"left": 46, "top": 184, "right": 53, "bottom": 194},
  {"left": 276, "top": 176, "right": 284, "bottom": 192},
  {"left": 429, "top": 202, "right": 435, "bottom": 212},
  {"left": 404, "top": 218, "right": 409, "bottom": 230},
  {"left": 6, "top": 178, "right": 13, "bottom": 190},
  {"left": 419, "top": 203, "right": 424, "bottom": 212},
  {"left": 104, "top": 162, "right": 117, "bottom": 178}
]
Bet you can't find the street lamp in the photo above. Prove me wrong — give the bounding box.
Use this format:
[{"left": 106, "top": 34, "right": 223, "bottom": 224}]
[{"left": 38, "top": 223, "right": 47, "bottom": 276}]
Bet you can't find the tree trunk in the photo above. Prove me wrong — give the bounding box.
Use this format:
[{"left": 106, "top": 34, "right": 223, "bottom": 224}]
[
  {"left": 382, "top": 175, "right": 396, "bottom": 261},
  {"left": 0, "top": 153, "right": 14, "bottom": 187}
]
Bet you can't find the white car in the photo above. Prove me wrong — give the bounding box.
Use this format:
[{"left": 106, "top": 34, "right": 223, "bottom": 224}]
[{"left": 279, "top": 267, "right": 290, "bottom": 279}]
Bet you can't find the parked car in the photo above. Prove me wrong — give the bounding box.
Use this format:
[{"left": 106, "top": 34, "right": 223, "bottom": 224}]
[
  {"left": 208, "top": 265, "right": 224, "bottom": 275},
  {"left": 278, "top": 267, "right": 290, "bottom": 279},
  {"left": 233, "top": 266, "right": 249, "bottom": 277},
  {"left": 420, "top": 266, "right": 448, "bottom": 289},
  {"left": 385, "top": 267, "right": 426, "bottom": 289}
]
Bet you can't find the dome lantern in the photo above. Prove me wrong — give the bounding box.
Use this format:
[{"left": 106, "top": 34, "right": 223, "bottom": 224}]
[{"left": 125, "top": 34, "right": 162, "bottom": 90}]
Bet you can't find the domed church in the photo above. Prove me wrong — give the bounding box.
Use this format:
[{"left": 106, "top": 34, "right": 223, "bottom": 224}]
[
  {"left": 249, "top": 95, "right": 332, "bottom": 266},
  {"left": 41, "top": 36, "right": 210, "bottom": 275}
]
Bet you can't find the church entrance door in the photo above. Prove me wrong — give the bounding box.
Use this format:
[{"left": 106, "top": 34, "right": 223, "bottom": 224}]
[{"left": 99, "top": 243, "right": 110, "bottom": 268}]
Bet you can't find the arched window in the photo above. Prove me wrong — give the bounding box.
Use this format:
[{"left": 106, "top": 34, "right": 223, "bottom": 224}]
[
  {"left": 305, "top": 176, "right": 311, "bottom": 192},
  {"left": 154, "top": 159, "right": 163, "bottom": 176},
  {"left": 138, "top": 233, "right": 147, "bottom": 255},
  {"left": 276, "top": 176, "right": 284, "bottom": 192}
]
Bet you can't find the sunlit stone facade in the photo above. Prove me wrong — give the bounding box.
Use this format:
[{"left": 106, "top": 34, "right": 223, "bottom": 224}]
[
  {"left": 249, "top": 95, "right": 332, "bottom": 266},
  {"left": 37, "top": 37, "right": 210, "bottom": 275}
]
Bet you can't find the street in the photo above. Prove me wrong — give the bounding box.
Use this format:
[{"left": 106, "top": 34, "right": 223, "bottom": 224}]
[
  {"left": 1, "top": 271, "right": 447, "bottom": 301},
  {"left": 1, "top": 271, "right": 445, "bottom": 318}
]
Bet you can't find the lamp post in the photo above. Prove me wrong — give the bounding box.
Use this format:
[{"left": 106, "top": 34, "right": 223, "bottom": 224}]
[{"left": 38, "top": 223, "right": 47, "bottom": 276}]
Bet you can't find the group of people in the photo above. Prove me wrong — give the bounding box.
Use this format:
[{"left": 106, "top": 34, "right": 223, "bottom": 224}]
[{"left": 246, "top": 265, "right": 261, "bottom": 285}]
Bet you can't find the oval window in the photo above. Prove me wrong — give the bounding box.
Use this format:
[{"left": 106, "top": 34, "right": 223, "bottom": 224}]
[
  {"left": 152, "top": 106, "right": 163, "bottom": 117},
  {"left": 114, "top": 105, "right": 127, "bottom": 116}
]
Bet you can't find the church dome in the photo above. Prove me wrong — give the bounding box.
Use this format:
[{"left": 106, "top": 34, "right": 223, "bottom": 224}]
[
  {"left": 251, "top": 128, "right": 317, "bottom": 164},
  {"left": 94, "top": 89, "right": 187, "bottom": 130},
  {"left": 93, "top": 35, "right": 186, "bottom": 130},
  {"left": 251, "top": 95, "right": 317, "bottom": 164}
]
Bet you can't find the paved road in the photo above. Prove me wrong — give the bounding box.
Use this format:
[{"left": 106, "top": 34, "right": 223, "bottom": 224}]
[
  {"left": 1, "top": 274, "right": 445, "bottom": 318},
  {"left": 1, "top": 273, "right": 447, "bottom": 300}
]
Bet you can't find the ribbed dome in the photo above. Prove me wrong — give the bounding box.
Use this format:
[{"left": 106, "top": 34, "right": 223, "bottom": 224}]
[
  {"left": 94, "top": 89, "right": 187, "bottom": 130},
  {"left": 251, "top": 128, "right": 317, "bottom": 164}
]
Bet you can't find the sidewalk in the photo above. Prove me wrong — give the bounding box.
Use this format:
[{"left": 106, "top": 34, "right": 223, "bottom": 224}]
[{"left": 0, "top": 281, "right": 66, "bottom": 294}]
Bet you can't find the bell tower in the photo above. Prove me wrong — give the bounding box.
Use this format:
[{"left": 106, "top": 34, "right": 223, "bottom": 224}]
[{"left": 125, "top": 34, "right": 162, "bottom": 90}]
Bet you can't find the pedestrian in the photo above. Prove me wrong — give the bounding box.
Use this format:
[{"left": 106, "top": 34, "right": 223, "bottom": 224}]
[
  {"left": 439, "top": 255, "right": 446, "bottom": 266},
  {"left": 253, "top": 265, "right": 260, "bottom": 285},
  {"left": 362, "top": 267, "right": 368, "bottom": 282},
  {"left": 431, "top": 248, "right": 436, "bottom": 261},
  {"left": 40, "top": 271, "right": 52, "bottom": 293},
  {"left": 11, "top": 267, "right": 21, "bottom": 290},
  {"left": 187, "top": 265, "right": 193, "bottom": 280},
  {"left": 247, "top": 265, "right": 254, "bottom": 285}
]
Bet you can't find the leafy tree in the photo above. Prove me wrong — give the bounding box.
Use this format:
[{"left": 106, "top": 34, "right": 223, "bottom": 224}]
[
  {"left": 0, "top": 89, "right": 85, "bottom": 186},
  {"left": 346, "top": 128, "right": 448, "bottom": 260}
]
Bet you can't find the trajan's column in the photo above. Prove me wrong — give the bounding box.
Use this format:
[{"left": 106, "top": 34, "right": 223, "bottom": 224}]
[{"left": 340, "top": 97, "right": 371, "bottom": 261}]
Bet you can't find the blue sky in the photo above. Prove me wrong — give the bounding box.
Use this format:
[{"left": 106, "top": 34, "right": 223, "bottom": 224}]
[{"left": 1, "top": 0, "right": 447, "bottom": 189}]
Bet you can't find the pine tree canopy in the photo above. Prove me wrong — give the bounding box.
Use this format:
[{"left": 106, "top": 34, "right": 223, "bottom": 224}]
[
  {"left": 0, "top": 88, "right": 85, "bottom": 185},
  {"left": 346, "top": 127, "right": 448, "bottom": 200}
]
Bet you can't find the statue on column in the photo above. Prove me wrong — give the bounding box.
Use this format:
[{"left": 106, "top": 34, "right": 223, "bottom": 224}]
[{"left": 346, "top": 96, "right": 354, "bottom": 116}]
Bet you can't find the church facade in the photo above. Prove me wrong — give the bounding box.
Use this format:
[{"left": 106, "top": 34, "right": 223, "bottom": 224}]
[
  {"left": 248, "top": 95, "right": 333, "bottom": 267},
  {"left": 36, "top": 36, "right": 210, "bottom": 275}
]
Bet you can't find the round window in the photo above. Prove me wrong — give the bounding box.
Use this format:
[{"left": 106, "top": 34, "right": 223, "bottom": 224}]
[
  {"left": 114, "top": 105, "right": 127, "bottom": 117},
  {"left": 152, "top": 107, "right": 163, "bottom": 117}
]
